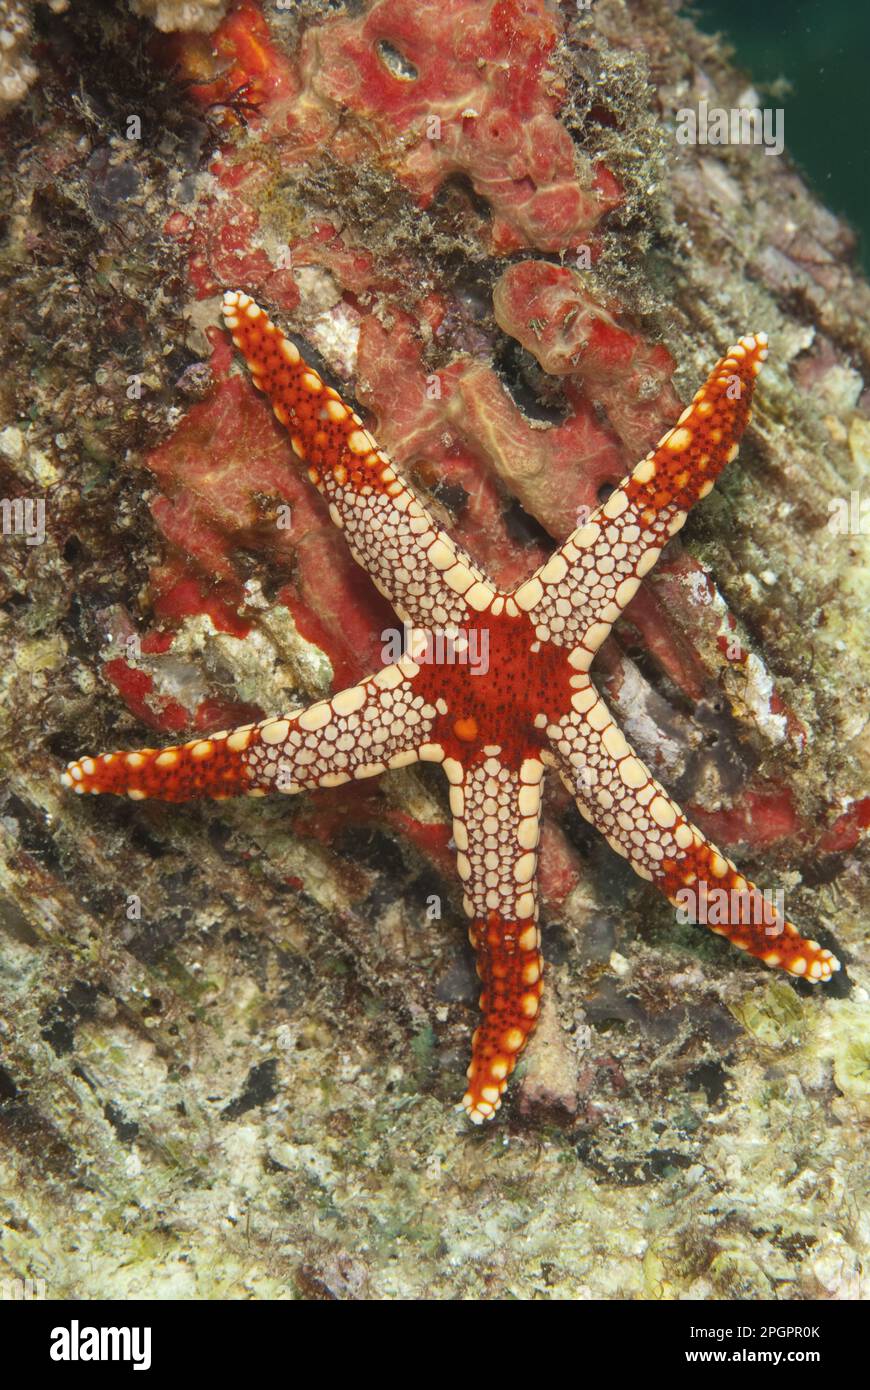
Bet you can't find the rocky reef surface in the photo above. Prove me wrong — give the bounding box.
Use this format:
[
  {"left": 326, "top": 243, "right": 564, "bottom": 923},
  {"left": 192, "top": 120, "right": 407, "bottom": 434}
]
[{"left": 0, "top": 0, "right": 867, "bottom": 1299}]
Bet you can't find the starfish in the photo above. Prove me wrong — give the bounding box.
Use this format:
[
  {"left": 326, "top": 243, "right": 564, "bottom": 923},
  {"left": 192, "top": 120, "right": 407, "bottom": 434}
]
[{"left": 62, "top": 290, "right": 841, "bottom": 1123}]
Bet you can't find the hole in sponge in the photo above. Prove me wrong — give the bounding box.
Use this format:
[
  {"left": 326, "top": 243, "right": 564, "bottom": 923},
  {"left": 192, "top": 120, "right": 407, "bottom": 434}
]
[{"left": 376, "top": 39, "right": 418, "bottom": 81}]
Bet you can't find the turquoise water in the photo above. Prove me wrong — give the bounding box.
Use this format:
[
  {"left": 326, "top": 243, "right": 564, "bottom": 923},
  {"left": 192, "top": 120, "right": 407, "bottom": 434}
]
[{"left": 692, "top": 1, "right": 869, "bottom": 270}]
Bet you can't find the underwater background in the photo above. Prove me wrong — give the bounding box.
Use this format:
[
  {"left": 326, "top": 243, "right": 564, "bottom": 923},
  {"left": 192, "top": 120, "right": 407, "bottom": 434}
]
[{"left": 695, "top": 0, "right": 870, "bottom": 268}]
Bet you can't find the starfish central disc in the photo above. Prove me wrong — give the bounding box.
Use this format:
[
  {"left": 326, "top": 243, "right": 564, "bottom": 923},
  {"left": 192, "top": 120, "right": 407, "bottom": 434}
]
[{"left": 410, "top": 607, "right": 574, "bottom": 766}]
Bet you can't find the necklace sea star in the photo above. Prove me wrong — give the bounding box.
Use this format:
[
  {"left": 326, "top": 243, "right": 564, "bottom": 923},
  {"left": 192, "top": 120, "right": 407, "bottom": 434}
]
[{"left": 62, "top": 290, "right": 841, "bottom": 1123}]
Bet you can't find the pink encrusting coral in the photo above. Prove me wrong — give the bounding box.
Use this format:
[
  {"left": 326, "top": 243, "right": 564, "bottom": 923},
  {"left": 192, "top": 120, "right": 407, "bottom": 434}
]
[
  {"left": 301, "top": 0, "right": 622, "bottom": 253},
  {"left": 351, "top": 308, "right": 621, "bottom": 581},
  {"left": 492, "top": 261, "right": 681, "bottom": 456},
  {"left": 97, "top": 0, "right": 838, "bottom": 903}
]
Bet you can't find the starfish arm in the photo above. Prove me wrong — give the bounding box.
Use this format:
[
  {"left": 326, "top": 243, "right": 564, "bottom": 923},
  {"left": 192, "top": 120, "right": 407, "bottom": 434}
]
[
  {"left": 222, "top": 291, "right": 496, "bottom": 627},
  {"left": 547, "top": 681, "right": 840, "bottom": 982},
  {"left": 444, "top": 752, "right": 546, "bottom": 1123},
  {"left": 61, "top": 657, "right": 443, "bottom": 802},
  {"left": 514, "top": 334, "right": 768, "bottom": 666}
]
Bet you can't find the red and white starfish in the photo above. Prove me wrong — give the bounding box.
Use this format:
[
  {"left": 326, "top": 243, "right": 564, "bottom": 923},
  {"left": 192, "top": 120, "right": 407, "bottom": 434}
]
[{"left": 62, "top": 290, "right": 840, "bottom": 1123}]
